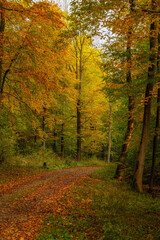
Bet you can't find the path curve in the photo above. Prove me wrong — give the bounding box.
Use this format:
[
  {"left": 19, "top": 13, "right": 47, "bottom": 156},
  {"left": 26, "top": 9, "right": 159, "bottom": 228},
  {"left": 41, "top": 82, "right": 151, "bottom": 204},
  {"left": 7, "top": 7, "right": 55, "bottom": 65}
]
[{"left": 0, "top": 166, "right": 100, "bottom": 240}]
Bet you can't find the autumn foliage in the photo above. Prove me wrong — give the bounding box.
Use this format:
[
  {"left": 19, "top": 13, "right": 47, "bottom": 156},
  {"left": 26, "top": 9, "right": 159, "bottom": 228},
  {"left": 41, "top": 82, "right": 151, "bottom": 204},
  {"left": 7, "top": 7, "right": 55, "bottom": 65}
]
[{"left": 0, "top": 0, "right": 159, "bottom": 193}]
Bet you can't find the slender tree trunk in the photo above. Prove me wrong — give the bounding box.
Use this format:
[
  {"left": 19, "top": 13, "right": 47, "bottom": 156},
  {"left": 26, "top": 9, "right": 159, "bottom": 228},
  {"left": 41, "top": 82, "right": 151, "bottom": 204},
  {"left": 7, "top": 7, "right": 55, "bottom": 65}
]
[
  {"left": 0, "top": 1, "right": 5, "bottom": 100},
  {"left": 75, "top": 40, "right": 81, "bottom": 162},
  {"left": 53, "top": 129, "right": 57, "bottom": 153},
  {"left": 42, "top": 107, "right": 46, "bottom": 148},
  {"left": 77, "top": 98, "right": 81, "bottom": 161},
  {"left": 115, "top": 0, "right": 134, "bottom": 180},
  {"left": 53, "top": 120, "right": 57, "bottom": 153},
  {"left": 34, "top": 135, "right": 37, "bottom": 143},
  {"left": 149, "top": 29, "right": 160, "bottom": 192},
  {"left": 134, "top": 0, "right": 157, "bottom": 192},
  {"left": 76, "top": 38, "right": 83, "bottom": 162},
  {"left": 61, "top": 123, "right": 64, "bottom": 158},
  {"left": 107, "top": 103, "right": 112, "bottom": 163}
]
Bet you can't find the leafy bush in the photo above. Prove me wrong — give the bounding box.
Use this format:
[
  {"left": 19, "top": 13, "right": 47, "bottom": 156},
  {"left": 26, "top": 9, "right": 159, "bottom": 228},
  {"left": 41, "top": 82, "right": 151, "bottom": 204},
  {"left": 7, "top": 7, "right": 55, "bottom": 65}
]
[{"left": 0, "top": 136, "right": 16, "bottom": 163}]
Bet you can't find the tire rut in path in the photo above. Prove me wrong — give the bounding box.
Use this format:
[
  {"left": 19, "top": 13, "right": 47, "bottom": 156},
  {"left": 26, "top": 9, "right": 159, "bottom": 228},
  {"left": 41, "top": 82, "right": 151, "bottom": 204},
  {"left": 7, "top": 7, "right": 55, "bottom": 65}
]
[{"left": 0, "top": 166, "right": 100, "bottom": 240}]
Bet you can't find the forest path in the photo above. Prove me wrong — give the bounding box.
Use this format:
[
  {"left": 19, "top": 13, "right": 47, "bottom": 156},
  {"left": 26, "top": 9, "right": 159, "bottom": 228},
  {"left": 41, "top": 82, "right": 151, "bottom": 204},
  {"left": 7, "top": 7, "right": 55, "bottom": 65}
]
[{"left": 0, "top": 166, "right": 100, "bottom": 240}]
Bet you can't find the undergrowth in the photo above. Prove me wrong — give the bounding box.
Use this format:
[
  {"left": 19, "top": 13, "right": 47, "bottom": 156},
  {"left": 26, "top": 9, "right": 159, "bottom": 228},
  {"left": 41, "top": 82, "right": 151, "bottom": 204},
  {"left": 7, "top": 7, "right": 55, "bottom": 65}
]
[
  {"left": 37, "top": 164, "right": 160, "bottom": 240},
  {"left": 0, "top": 150, "right": 106, "bottom": 183}
]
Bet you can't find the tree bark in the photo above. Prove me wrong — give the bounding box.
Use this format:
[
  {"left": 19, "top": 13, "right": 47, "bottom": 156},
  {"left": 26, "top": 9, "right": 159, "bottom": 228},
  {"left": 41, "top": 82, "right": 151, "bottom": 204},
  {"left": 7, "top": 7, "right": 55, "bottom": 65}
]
[
  {"left": 149, "top": 85, "right": 160, "bottom": 191},
  {"left": 115, "top": 0, "right": 134, "bottom": 180},
  {"left": 52, "top": 119, "right": 57, "bottom": 153},
  {"left": 76, "top": 37, "right": 84, "bottom": 162},
  {"left": 107, "top": 103, "right": 112, "bottom": 163},
  {"left": 75, "top": 39, "right": 81, "bottom": 162},
  {"left": 149, "top": 29, "right": 160, "bottom": 192},
  {"left": 0, "top": 2, "right": 5, "bottom": 163},
  {"left": 134, "top": 83, "right": 153, "bottom": 192},
  {"left": 61, "top": 123, "right": 64, "bottom": 158},
  {"left": 134, "top": 0, "right": 157, "bottom": 192},
  {"left": 0, "top": 1, "right": 5, "bottom": 100},
  {"left": 115, "top": 96, "right": 134, "bottom": 179},
  {"left": 42, "top": 107, "right": 46, "bottom": 148},
  {"left": 53, "top": 129, "right": 57, "bottom": 153},
  {"left": 77, "top": 98, "right": 81, "bottom": 161}
]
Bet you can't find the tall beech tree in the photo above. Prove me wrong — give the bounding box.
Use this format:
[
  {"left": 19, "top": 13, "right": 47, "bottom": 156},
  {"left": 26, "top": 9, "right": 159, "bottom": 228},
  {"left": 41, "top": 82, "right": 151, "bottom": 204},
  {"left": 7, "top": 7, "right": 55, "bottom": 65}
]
[
  {"left": 74, "top": 36, "right": 85, "bottom": 161},
  {"left": 70, "top": 0, "right": 89, "bottom": 161}
]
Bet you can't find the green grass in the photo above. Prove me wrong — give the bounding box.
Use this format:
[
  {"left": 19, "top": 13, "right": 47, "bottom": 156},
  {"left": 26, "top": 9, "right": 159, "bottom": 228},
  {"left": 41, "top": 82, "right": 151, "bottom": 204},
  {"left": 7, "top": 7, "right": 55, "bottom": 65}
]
[{"left": 36, "top": 164, "right": 160, "bottom": 240}]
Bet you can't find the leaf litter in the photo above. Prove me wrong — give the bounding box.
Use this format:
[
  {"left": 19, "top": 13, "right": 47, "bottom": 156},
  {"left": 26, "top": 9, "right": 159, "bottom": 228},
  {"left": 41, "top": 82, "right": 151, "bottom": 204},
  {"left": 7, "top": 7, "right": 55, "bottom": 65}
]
[{"left": 0, "top": 167, "right": 100, "bottom": 240}]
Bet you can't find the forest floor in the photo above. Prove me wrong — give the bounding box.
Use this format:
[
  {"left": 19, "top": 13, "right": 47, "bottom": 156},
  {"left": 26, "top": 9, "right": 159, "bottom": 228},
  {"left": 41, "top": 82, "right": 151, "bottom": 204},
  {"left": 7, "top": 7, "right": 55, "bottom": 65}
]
[
  {"left": 0, "top": 166, "right": 101, "bottom": 240},
  {"left": 0, "top": 165, "right": 159, "bottom": 240}
]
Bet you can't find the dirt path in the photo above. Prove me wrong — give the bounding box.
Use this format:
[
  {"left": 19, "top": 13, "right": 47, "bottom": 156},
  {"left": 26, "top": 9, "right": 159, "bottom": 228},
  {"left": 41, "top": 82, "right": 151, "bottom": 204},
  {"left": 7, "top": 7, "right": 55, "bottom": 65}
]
[{"left": 0, "top": 167, "right": 100, "bottom": 240}]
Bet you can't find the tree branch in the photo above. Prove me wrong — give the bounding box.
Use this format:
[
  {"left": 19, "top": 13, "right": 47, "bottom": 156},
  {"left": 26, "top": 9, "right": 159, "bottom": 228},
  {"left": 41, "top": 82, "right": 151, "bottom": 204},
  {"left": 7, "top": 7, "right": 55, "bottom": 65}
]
[{"left": 1, "top": 46, "right": 22, "bottom": 93}]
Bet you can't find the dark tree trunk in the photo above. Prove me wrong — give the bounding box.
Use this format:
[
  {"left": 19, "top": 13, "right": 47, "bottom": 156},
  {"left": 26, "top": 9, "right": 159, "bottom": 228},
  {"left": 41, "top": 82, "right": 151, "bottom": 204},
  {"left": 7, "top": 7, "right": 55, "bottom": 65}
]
[
  {"left": 61, "top": 123, "right": 64, "bottom": 158},
  {"left": 115, "top": 96, "right": 134, "bottom": 179},
  {"left": 149, "top": 29, "right": 160, "bottom": 192},
  {"left": 77, "top": 98, "right": 81, "bottom": 161},
  {"left": 0, "top": 1, "right": 5, "bottom": 99},
  {"left": 134, "top": 1, "right": 157, "bottom": 192},
  {"left": 34, "top": 135, "right": 37, "bottom": 143},
  {"left": 42, "top": 107, "right": 46, "bottom": 148},
  {"left": 149, "top": 86, "right": 160, "bottom": 191},
  {"left": 134, "top": 83, "right": 153, "bottom": 192},
  {"left": 53, "top": 129, "right": 57, "bottom": 153},
  {"left": 0, "top": 2, "right": 5, "bottom": 162},
  {"left": 107, "top": 103, "right": 112, "bottom": 163},
  {"left": 115, "top": 0, "right": 134, "bottom": 180},
  {"left": 75, "top": 38, "right": 84, "bottom": 162}
]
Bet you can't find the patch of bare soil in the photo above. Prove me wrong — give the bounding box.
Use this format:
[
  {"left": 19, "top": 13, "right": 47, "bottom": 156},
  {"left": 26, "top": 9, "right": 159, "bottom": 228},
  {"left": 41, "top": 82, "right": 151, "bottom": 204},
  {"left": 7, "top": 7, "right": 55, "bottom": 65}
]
[{"left": 0, "top": 167, "right": 100, "bottom": 240}]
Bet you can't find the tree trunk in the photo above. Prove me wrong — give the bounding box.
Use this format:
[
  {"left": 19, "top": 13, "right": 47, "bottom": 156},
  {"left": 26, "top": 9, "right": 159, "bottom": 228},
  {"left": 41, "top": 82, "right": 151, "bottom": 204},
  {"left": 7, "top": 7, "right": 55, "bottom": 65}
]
[
  {"left": 149, "top": 85, "right": 160, "bottom": 191},
  {"left": 34, "top": 135, "right": 37, "bottom": 143},
  {"left": 0, "top": 2, "right": 5, "bottom": 163},
  {"left": 134, "top": 1, "right": 157, "bottom": 192},
  {"left": 115, "top": 96, "right": 134, "bottom": 179},
  {"left": 53, "top": 129, "right": 57, "bottom": 153},
  {"left": 0, "top": 1, "right": 5, "bottom": 100},
  {"left": 107, "top": 103, "right": 112, "bottom": 163},
  {"left": 134, "top": 83, "right": 153, "bottom": 192},
  {"left": 77, "top": 98, "right": 81, "bottom": 161},
  {"left": 61, "top": 123, "right": 64, "bottom": 158},
  {"left": 115, "top": 0, "right": 134, "bottom": 180},
  {"left": 42, "top": 107, "right": 46, "bottom": 148},
  {"left": 53, "top": 120, "right": 57, "bottom": 153},
  {"left": 76, "top": 38, "right": 84, "bottom": 162},
  {"left": 149, "top": 29, "right": 160, "bottom": 192}
]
